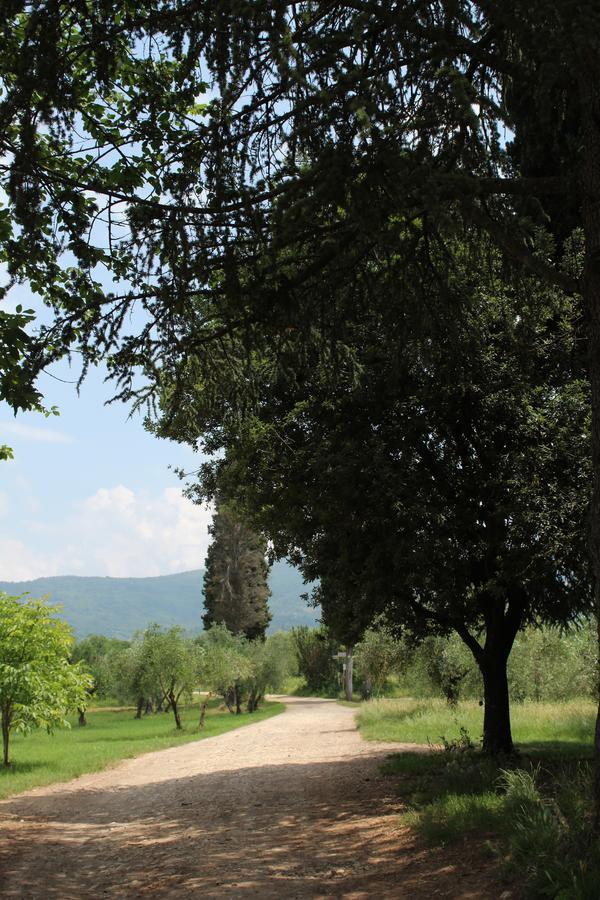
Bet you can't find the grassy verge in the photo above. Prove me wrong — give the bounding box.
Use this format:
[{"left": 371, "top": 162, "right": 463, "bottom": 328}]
[
  {"left": 0, "top": 699, "right": 284, "bottom": 800},
  {"left": 356, "top": 697, "right": 595, "bottom": 747},
  {"left": 355, "top": 697, "right": 598, "bottom": 898}
]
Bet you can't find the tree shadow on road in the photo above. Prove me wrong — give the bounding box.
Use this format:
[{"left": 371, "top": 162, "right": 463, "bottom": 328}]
[{"left": 0, "top": 752, "right": 504, "bottom": 899}]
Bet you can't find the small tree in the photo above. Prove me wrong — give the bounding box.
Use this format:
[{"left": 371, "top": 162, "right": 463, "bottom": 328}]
[
  {"left": 354, "top": 617, "right": 403, "bottom": 699},
  {"left": 139, "top": 625, "right": 199, "bottom": 729},
  {"left": 0, "top": 593, "right": 92, "bottom": 766},
  {"left": 240, "top": 632, "right": 296, "bottom": 712},
  {"left": 419, "top": 636, "right": 474, "bottom": 708},
  {"left": 111, "top": 641, "right": 157, "bottom": 718},
  {"left": 196, "top": 624, "right": 252, "bottom": 715},
  {"left": 71, "top": 634, "right": 130, "bottom": 724},
  {"left": 71, "top": 635, "right": 130, "bottom": 699}
]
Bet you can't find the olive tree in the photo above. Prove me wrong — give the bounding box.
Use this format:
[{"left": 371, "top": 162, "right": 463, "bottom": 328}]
[
  {"left": 138, "top": 625, "right": 199, "bottom": 730},
  {"left": 196, "top": 624, "right": 252, "bottom": 715}
]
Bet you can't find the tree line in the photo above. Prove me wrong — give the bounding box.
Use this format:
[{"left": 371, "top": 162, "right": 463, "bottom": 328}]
[
  {"left": 0, "top": 589, "right": 297, "bottom": 766},
  {"left": 74, "top": 624, "right": 296, "bottom": 727}
]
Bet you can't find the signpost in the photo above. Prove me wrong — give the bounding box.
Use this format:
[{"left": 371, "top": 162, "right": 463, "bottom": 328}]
[{"left": 333, "top": 648, "right": 354, "bottom": 701}]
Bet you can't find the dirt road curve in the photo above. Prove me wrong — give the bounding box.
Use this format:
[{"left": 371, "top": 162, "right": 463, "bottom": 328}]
[{"left": 0, "top": 697, "right": 499, "bottom": 899}]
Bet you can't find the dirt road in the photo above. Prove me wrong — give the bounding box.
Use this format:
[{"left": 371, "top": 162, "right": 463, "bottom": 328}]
[{"left": 0, "top": 697, "right": 499, "bottom": 898}]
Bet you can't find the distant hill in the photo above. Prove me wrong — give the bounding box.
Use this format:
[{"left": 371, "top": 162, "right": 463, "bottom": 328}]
[{"left": 0, "top": 561, "right": 320, "bottom": 639}]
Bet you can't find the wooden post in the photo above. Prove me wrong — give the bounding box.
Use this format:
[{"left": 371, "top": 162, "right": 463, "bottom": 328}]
[{"left": 344, "top": 646, "right": 353, "bottom": 701}]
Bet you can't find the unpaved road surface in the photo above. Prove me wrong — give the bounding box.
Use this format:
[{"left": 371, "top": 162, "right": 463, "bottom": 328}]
[{"left": 0, "top": 697, "right": 500, "bottom": 898}]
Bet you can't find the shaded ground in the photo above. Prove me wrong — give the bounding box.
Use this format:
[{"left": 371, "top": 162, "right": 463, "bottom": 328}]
[{"left": 0, "top": 697, "right": 502, "bottom": 898}]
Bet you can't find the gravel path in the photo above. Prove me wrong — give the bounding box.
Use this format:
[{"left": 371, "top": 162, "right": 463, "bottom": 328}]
[{"left": 0, "top": 697, "right": 499, "bottom": 898}]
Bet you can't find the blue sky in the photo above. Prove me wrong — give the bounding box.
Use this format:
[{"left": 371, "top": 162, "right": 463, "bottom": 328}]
[{"left": 1, "top": 287, "right": 213, "bottom": 581}]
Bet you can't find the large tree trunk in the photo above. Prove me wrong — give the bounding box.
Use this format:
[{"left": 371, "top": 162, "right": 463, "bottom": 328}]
[
  {"left": 479, "top": 651, "right": 513, "bottom": 756},
  {"left": 457, "top": 593, "right": 523, "bottom": 756},
  {"left": 135, "top": 696, "right": 144, "bottom": 719},
  {"left": 579, "top": 52, "right": 600, "bottom": 833}
]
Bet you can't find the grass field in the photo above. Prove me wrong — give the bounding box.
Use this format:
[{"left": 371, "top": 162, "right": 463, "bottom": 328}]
[
  {"left": 356, "top": 696, "right": 595, "bottom": 750},
  {"left": 0, "top": 699, "right": 284, "bottom": 800},
  {"left": 353, "top": 697, "right": 598, "bottom": 897}
]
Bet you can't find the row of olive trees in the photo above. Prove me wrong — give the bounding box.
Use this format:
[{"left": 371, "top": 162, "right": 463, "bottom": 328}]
[{"left": 75, "top": 623, "right": 297, "bottom": 730}]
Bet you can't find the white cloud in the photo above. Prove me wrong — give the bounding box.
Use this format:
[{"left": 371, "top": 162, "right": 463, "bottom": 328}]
[
  {"left": 74, "top": 485, "right": 213, "bottom": 577},
  {"left": 0, "top": 485, "right": 213, "bottom": 581},
  {"left": 0, "top": 538, "right": 69, "bottom": 582},
  {"left": 84, "top": 485, "right": 136, "bottom": 515},
  {"left": 1, "top": 421, "right": 73, "bottom": 444}
]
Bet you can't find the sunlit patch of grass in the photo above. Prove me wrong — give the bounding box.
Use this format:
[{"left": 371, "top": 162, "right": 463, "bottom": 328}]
[
  {"left": 0, "top": 700, "right": 284, "bottom": 800},
  {"left": 355, "top": 697, "right": 595, "bottom": 748},
  {"left": 403, "top": 791, "right": 506, "bottom": 844}
]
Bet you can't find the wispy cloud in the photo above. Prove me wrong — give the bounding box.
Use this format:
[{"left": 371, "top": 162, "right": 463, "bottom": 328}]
[{"left": 1, "top": 421, "right": 73, "bottom": 444}]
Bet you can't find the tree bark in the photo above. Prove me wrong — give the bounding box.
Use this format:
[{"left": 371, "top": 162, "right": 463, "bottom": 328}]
[
  {"left": 135, "top": 696, "right": 144, "bottom": 719},
  {"left": 78, "top": 708, "right": 87, "bottom": 726},
  {"left": 169, "top": 691, "right": 182, "bottom": 730},
  {"left": 579, "top": 52, "right": 600, "bottom": 833},
  {"left": 199, "top": 693, "right": 211, "bottom": 729},
  {"left": 455, "top": 593, "right": 523, "bottom": 756},
  {"left": 234, "top": 684, "right": 242, "bottom": 715},
  {"left": 479, "top": 651, "right": 513, "bottom": 755}
]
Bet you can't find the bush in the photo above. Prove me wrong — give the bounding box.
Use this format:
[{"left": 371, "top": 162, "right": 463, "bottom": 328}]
[
  {"left": 354, "top": 616, "right": 403, "bottom": 698},
  {"left": 396, "top": 620, "right": 597, "bottom": 704},
  {"left": 291, "top": 625, "right": 340, "bottom": 694},
  {"left": 500, "top": 766, "right": 600, "bottom": 899}
]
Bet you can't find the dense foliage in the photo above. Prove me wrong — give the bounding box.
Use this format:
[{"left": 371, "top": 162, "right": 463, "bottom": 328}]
[
  {"left": 71, "top": 634, "right": 130, "bottom": 699},
  {"left": 0, "top": 593, "right": 92, "bottom": 765},
  {"left": 186, "top": 247, "right": 590, "bottom": 752},
  {"left": 203, "top": 504, "right": 271, "bottom": 640},
  {"left": 291, "top": 625, "right": 340, "bottom": 695},
  {"left": 401, "top": 622, "right": 598, "bottom": 706}
]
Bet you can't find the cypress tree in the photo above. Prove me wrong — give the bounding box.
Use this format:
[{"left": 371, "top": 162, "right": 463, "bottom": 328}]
[{"left": 203, "top": 504, "right": 271, "bottom": 640}]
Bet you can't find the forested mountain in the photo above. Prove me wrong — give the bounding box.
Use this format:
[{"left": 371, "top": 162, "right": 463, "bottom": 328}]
[{"left": 0, "top": 561, "right": 318, "bottom": 639}]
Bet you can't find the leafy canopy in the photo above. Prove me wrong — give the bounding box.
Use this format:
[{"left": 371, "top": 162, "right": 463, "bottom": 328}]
[{"left": 0, "top": 593, "right": 92, "bottom": 764}]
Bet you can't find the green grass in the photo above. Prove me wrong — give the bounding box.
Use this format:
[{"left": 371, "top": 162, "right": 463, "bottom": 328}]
[
  {"left": 0, "top": 699, "right": 284, "bottom": 800},
  {"left": 356, "top": 697, "right": 598, "bottom": 897},
  {"left": 356, "top": 696, "right": 595, "bottom": 749}
]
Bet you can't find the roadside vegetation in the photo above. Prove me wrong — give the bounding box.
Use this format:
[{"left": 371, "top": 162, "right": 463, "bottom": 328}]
[
  {"left": 335, "top": 618, "right": 599, "bottom": 899},
  {"left": 369, "top": 712, "right": 598, "bottom": 899},
  {"left": 356, "top": 697, "right": 595, "bottom": 749}
]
